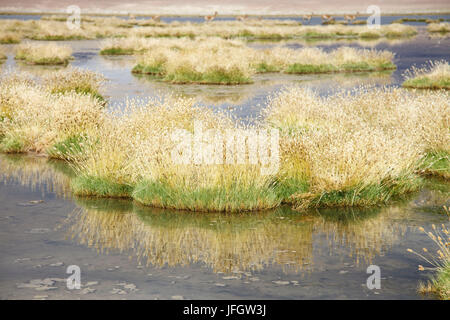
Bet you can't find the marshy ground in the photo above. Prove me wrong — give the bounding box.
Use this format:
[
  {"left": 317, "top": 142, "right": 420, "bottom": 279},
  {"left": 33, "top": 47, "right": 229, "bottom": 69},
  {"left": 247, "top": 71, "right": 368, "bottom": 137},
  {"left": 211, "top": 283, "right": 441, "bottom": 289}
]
[{"left": 0, "top": 13, "right": 449, "bottom": 300}]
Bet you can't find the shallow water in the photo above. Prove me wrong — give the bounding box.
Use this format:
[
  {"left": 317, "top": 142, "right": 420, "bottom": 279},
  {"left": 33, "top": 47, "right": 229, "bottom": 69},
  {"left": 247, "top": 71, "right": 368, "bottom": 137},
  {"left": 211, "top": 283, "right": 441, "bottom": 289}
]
[{"left": 0, "top": 154, "right": 449, "bottom": 299}]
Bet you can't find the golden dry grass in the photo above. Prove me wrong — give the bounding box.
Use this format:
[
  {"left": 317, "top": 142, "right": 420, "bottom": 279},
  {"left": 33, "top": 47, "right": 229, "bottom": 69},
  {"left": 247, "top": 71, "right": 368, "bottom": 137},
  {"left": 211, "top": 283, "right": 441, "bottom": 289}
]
[
  {"left": 0, "top": 64, "right": 447, "bottom": 211},
  {"left": 0, "top": 71, "right": 104, "bottom": 154},
  {"left": 403, "top": 60, "right": 450, "bottom": 90},
  {"left": 129, "top": 38, "right": 395, "bottom": 84},
  {"left": 69, "top": 95, "right": 281, "bottom": 211},
  {"left": 15, "top": 42, "right": 73, "bottom": 65},
  {"left": 264, "top": 86, "right": 449, "bottom": 208},
  {"left": 42, "top": 66, "right": 106, "bottom": 98},
  {"left": 0, "top": 17, "right": 418, "bottom": 41},
  {"left": 427, "top": 22, "right": 450, "bottom": 34}
]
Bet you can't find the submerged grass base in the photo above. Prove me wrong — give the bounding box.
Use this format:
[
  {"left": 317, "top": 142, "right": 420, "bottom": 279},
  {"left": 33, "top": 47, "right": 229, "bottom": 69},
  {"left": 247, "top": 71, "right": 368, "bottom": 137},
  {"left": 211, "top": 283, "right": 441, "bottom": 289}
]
[
  {"left": 403, "top": 77, "right": 450, "bottom": 90},
  {"left": 47, "top": 134, "right": 86, "bottom": 160},
  {"left": 71, "top": 175, "right": 133, "bottom": 198},
  {"left": 289, "top": 174, "right": 423, "bottom": 210},
  {"left": 132, "top": 180, "right": 281, "bottom": 212},
  {"left": 99, "top": 47, "right": 135, "bottom": 55},
  {"left": 164, "top": 67, "right": 253, "bottom": 85},
  {"left": 51, "top": 87, "right": 105, "bottom": 103},
  {"left": 131, "top": 63, "right": 165, "bottom": 75},
  {"left": 0, "top": 135, "right": 25, "bottom": 153},
  {"left": 419, "top": 262, "right": 450, "bottom": 300},
  {"left": 418, "top": 151, "right": 450, "bottom": 179},
  {"left": 285, "top": 62, "right": 396, "bottom": 74},
  {"left": 132, "top": 65, "right": 253, "bottom": 85}
]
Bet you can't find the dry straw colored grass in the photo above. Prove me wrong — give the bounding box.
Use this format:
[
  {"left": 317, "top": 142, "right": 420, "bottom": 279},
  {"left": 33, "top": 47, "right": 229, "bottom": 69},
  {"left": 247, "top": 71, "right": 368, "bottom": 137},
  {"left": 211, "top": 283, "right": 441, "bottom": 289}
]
[
  {"left": 15, "top": 42, "right": 73, "bottom": 65},
  {"left": 264, "top": 86, "right": 449, "bottom": 209},
  {"left": 403, "top": 60, "right": 450, "bottom": 90},
  {"left": 0, "top": 32, "right": 21, "bottom": 44},
  {"left": 0, "top": 70, "right": 105, "bottom": 157},
  {"left": 69, "top": 96, "right": 281, "bottom": 212},
  {"left": 129, "top": 21, "right": 416, "bottom": 40},
  {"left": 427, "top": 22, "right": 450, "bottom": 34},
  {"left": 0, "top": 17, "right": 417, "bottom": 41},
  {"left": 42, "top": 67, "right": 106, "bottom": 100},
  {"left": 0, "top": 67, "right": 447, "bottom": 212},
  {"left": 68, "top": 85, "right": 448, "bottom": 211},
  {"left": 129, "top": 38, "right": 395, "bottom": 84}
]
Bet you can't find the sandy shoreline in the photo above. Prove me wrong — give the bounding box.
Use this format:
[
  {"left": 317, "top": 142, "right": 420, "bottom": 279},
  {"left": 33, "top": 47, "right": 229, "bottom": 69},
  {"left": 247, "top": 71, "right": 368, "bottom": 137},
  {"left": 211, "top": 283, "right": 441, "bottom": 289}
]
[
  {"left": 1, "top": 10, "right": 450, "bottom": 17},
  {"left": 0, "top": 1, "right": 449, "bottom": 16}
]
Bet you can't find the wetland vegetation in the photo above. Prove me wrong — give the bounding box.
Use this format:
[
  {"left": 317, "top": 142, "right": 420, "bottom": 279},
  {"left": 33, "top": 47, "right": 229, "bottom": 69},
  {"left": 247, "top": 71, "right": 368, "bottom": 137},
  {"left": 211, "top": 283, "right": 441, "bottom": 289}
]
[
  {"left": 0, "top": 12, "right": 448, "bottom": 300},
  {"left": 402, "top": 60, "right": 450, "bottom": 90}
]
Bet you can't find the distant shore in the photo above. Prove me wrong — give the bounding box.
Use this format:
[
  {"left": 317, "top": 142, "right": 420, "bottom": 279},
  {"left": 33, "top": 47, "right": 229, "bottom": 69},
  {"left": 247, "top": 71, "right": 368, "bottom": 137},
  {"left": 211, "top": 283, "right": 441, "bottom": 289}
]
[{"left": 0, "top": 11, "right": 449, "bottom": 17}]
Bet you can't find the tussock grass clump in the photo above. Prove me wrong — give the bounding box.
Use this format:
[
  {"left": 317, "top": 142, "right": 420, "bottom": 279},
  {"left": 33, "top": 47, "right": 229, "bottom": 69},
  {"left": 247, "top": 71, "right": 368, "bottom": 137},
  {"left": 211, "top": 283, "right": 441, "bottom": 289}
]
[
  {"left": 99, "top": 37, "right": 183, "bottom": 55},
  {"left": 130, "top": 21, "right": 416, "bottom": 40},
  {"left": 382, "top": 23, "right": 418, "bottom": 38},
  {"left": 265, "top": 86, "right": 448, "bottom": 209},
  {"left": 15, "top": 43, "right": 72, "bottom": 65},
  {"left": 131, "top": 38, "right": 395, "bottom": 84},
  {"left": 0, "top": 17, "right": 417, "bottom": 41},
  {"left": 133, "top": 39, "right": 254, "bottom": 84},
  {"left": 70, "top": 96, "right": 281, "bottom": 211},
  {"left": 427, "top": 22, "right": 450, "bottom": 34},
  {"left": 43, "top": 67, "right": 106, "bottom": 101},
  {"left": 403, "top": 61, "right": 450, "bottom": 90},
  {"left": 0, "top": 73, "right": 104, "bottom": 156},
  {"left": 0, "top": 32, "right": 21, "bottom": 44},
  {"left": 263, "top": 46, "right": 396, "bottom": 74},
  {"left": 27, "top": 20, "right": 91, "bottom": 40}
]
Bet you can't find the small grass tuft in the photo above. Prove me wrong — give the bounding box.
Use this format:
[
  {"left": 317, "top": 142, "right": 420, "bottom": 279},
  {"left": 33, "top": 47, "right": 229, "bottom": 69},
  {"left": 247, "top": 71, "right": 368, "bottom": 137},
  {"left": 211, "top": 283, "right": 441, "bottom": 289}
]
[
  {"left": 0, "top": 134, "right": 25, "bottom": 153},
  {"left": 418, "top": 150, "right": 450, "bottom": 179},
  {"left": 15, "top": 43, "right": 72, "bottom": 65},
  {"left": 403, "top": 60, "right": 450, "bottom": 90},
  {"left": 72, "top": 175, "right": 134, "bottom": 198},
  {"left": 47, "top": 134, "right": 87, "bottom": 160}
]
